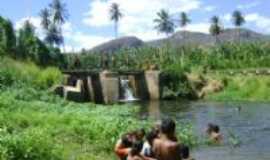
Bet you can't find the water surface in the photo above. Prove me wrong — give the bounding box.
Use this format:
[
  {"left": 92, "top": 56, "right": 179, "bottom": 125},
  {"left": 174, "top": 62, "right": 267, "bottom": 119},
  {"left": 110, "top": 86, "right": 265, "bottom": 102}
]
[{"left": 135, "top": 101, "right": 270, "bottom": 160}]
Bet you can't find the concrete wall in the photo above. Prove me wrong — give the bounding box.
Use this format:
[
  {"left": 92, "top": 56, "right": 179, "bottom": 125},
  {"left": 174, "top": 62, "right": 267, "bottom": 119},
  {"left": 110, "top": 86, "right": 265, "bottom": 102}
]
[
  {"left": 99, "top": 71, "right": 120, "bottom": 104},
  {"left": 57, "top": 70, "right": 162, "bottom": 104}
]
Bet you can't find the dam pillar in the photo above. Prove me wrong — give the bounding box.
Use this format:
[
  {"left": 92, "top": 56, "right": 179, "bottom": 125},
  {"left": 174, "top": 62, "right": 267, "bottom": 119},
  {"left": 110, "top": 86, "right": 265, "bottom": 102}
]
[
  {"left": 100, "top": 70, "right": 119, "bottom": 104},
  {"left": 145, "top": 71, "right": 161, "bottom": 100}
]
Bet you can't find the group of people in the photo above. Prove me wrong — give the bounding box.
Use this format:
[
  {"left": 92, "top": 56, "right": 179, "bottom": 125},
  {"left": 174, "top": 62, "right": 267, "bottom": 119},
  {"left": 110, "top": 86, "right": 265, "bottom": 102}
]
[{"left": 115, "top": 118, "right": 223, "bottom": 160}]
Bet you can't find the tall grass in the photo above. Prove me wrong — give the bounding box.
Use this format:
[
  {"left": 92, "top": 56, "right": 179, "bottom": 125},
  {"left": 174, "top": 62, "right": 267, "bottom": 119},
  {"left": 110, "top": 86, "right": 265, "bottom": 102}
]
[{"left": 0, "top": 57, "right": 63, "bottom": 89}]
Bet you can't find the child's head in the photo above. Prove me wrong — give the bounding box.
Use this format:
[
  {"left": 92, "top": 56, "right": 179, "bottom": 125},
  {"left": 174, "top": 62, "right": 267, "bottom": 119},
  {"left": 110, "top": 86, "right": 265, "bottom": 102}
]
[
  {"left": 146, "top": 129, "right": 159, "bottom": 146},
  {"left": 212, "top": 125, "right": 220, "bottom": 133},
  {"left": 130, "top": 141, "right": 143, "bottom": 156},
  {"left": 135, "top": 128, "right": 146, "bottom": 141},
  {"left": 121, "top": 133, "right": 133, "bottom": 147},
  {"left": 161, "top": 118, "right": 176, "bottom": 136},
  {"left": 207, "top": 123, "right": 220, "bottom": 134},
  {"left": 181, "top": 145, "right": 190, "bottom": 159}
]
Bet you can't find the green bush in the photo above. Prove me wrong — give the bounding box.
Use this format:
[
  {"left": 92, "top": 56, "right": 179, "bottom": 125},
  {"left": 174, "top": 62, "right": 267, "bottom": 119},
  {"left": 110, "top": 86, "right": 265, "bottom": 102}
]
[
  {"left": 0, "top": 128, "right": 62, "bottom": 160},
  {"left": 0, "top": 57, "right": 62, "bottom": 89}
]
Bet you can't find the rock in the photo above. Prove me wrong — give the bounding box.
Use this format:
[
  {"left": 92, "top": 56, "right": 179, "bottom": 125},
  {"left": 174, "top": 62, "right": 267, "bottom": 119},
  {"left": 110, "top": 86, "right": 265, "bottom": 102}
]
[{"left": 199, "top": 80, "right": 224, "bottom": 98}]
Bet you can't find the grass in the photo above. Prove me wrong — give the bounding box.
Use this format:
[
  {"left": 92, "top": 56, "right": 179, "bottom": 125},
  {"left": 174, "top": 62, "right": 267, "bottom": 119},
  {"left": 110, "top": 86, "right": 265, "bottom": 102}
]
[{"left": 206, "top": 74, "right": 270, "bottom": 101}]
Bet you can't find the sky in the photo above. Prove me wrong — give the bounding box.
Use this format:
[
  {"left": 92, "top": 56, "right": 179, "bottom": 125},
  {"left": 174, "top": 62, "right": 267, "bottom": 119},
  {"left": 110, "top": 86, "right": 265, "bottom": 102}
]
[{"left": 0, "top": 0, "right": 270, "bottom": 52}]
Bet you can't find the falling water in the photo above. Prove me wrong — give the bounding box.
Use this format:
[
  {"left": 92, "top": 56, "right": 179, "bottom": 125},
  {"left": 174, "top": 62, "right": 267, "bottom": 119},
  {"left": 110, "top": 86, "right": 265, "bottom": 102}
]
[{"left": 120, "top": 78, "right": 137, "bottom": 102}]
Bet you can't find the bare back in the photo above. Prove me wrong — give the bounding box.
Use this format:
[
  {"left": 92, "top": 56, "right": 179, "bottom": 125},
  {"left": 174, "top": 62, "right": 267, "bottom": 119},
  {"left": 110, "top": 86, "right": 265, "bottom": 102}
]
[{"left": 153, "top": 138, "right": 182, "bottom": 160}]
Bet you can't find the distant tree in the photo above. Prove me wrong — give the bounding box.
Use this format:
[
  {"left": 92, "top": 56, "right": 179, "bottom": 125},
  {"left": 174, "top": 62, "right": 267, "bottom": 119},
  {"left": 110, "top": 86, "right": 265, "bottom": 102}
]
[
  {"left": 49, "top": 0, "right": 68, "bottom": 48},
  {"left": 17, "top": 20, "right": 37, "bottom": 58},
  {"left": 109, "top": 3, "right": 123, "bottom": 38},
  {"left": 0, "top": 16, "right": 16, "bottom": 57},
  {"left": 17, "top": 20, "right": 51, "bottom": 66},
  {"left": 179, "top": 12, "right": 191, "bottom": 44},
  {"left": 45, "top": 23, "right": 63, "bottom": 47},
  {"left": 232, "top": 10, "right": 245, "bottom": 42},
  {"left": 49, "top": 0, "right": 68, "bottom": 25},
  {"left": 154, "top": 9, "right": 175, "bottom": 37},
  {"left": 40, "top": 8, "right": 51, "bottom": 31},
  {"left": 209, "top": 16, "right": 222, "bottom": 44}
]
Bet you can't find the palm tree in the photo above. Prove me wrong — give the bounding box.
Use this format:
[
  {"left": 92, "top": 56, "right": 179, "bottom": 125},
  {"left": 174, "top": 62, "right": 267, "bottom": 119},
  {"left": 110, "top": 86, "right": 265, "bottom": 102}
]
[
  {"left": 179, "top": 12, "right": 191, "bottom": 44},
  {"left": 49, "top": 0, "right": 68, "bottom": 49},
  {"left": 40, "top": 8, "right": 51, "bottom": 31},
  {"left": 45, "top": 23, "right": 63, "bottom": 47},
  {"left": 232, "top": 10, "right": 245, "bottom": 42},
  {"left": 209, "top": 16, "right": 222, "bottom": 44},
  {"left": 49, "top": 0, "right": 68, "bottom": 25},
  {"left": 154, "top": 9, "right": 175, "bottom": 37},
  {"left": 109, "top": 3, "right": 123, "bottom": 38}
]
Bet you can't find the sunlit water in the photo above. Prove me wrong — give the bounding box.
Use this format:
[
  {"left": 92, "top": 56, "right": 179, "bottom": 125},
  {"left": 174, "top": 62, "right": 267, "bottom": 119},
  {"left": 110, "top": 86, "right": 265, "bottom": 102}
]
[{"left": 133, "top": 101, "right": 270, "bottom": 160}]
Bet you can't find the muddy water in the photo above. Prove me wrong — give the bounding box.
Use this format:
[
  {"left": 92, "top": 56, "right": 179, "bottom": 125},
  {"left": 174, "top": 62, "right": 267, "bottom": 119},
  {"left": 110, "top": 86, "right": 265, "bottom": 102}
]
[{"left": 136, "top": 101, "right": 270, "bottom": 160}]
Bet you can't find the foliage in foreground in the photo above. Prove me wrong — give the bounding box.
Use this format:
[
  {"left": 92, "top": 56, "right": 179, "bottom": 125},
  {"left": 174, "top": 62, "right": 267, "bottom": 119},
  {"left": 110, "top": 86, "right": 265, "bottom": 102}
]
[{"left": 0, "top": 86, "right": 197, "bottom": 160}]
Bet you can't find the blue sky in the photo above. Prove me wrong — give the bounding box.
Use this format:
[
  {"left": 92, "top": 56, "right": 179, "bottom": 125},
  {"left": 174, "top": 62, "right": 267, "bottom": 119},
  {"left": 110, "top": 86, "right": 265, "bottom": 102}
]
[{"left": 0, "top": 0, "right": 270, "bottom": 51}]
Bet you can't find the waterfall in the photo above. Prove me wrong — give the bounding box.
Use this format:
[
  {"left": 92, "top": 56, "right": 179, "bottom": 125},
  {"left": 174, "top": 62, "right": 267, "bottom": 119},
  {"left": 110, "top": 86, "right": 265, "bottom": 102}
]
[{"left": 120, "top": 78, "right": 137, "bottom": 102}]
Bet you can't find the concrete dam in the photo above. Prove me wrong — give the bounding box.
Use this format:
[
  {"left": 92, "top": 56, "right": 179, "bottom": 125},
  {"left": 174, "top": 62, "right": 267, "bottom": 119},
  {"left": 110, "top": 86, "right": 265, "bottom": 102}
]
[{"left": 54, "top": 70, "right": 161, "bottom": 104}]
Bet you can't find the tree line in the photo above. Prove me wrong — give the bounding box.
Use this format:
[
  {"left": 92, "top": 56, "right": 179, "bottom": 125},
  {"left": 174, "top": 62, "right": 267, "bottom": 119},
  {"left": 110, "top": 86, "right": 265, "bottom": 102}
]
[
  {"left": 0, "top": 0, "right": 68, "bottom": 68},
  {"left": 109, "top": 3, "right": 246, "bottom": 43}
]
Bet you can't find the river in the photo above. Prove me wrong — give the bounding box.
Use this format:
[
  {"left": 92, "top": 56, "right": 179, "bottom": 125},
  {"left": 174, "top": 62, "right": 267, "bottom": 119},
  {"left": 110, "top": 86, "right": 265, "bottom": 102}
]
[{"left": 134, "top": 101, "right": 270, "bottom": 160}]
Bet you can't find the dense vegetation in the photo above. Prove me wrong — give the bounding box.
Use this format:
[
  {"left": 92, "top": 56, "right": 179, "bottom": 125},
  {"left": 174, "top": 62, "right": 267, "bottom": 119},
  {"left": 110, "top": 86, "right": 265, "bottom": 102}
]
[
  {"left": 66, "top": 42, "right": 270, "bottom": 100},
  {"left": 0, "top": 0, "right": 68, "bottom": 68}
]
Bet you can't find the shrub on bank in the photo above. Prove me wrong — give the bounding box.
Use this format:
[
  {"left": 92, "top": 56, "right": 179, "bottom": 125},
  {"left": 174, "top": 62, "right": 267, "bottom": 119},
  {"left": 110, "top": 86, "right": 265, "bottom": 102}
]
[{"left": 0, "top": 57, "right": 62, "bottom": 89}]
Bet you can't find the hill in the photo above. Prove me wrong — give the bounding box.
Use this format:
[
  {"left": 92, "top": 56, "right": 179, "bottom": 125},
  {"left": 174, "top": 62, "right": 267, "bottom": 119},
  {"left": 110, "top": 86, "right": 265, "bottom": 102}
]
[
  {"left": 90, "top": 36, "right": 144, "bottom": 53},
  {"left": 89, "top": 28, "right": 270, "bottom": 53}
]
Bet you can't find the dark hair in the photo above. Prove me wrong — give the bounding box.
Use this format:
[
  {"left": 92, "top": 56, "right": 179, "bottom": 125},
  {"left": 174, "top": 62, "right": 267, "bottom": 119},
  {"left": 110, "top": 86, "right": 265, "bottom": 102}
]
[
  {"left": 207, "top": 123, "right": 220, "bottom": 134},
  {"left": 181, "top": 145, "right": 190, "bottom": 159},
  {"left": 161, "top": 118, "right": 176, "bottom": 135},
  {"left": 213, "top": 125, "right": 220, "bottom": 133},
  {"left": 130, "top": 141, "right": 143, "bottom": 156},
  {"left": 136, "top": 128, "right": 146, "bottom": 139},
  {"left": 146, "top": 129, "right": 159, "bottom": 146},
  {"left": 121, "top": 134, "right": 133, "bottom": 147}
]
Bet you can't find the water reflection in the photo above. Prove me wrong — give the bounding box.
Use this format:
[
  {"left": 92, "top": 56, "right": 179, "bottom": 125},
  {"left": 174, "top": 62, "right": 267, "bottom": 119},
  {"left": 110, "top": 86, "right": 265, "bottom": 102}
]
[{"left": 147, "top": 100, "right": 161, "bottom": 121}]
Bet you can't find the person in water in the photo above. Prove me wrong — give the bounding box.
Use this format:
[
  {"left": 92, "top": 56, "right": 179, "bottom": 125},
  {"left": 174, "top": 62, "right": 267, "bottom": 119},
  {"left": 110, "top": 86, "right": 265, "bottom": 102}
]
[
  {"left": 128, "top": 140, "right": 158, "bottom": 160},
  {"left": 141, "top": 129, "right": 159, "bottom": 158},
  {"left": 152, "top": 118, "right": 182, "bottom": 160},
  {"left": 136, "top": 128, "right": 146, "bottom": 141},
  {"left": 115, "top": 129, "right": 146, "bottom": 160},
  {"left": 115, "top": 132, "right": 136, "bottom": 160},
  {"left": 181, "top": 145, "right": 195, "bottom": 160},
  {"left": 206, "top": 123, "right": 223, "bottom": 143}
]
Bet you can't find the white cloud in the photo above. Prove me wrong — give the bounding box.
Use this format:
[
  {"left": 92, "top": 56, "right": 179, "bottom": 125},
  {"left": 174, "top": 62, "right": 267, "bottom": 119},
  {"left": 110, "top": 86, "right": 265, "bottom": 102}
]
[
  {"left": 177, "top": 22, "right": 210, "bottom": 33},
  {"left": 83, "top": 0, "right": 201, "bottom": 41},
  {"left": 204, "top": 6, "right": 216, "bottom": 12},
  {"left": 15, "top": 17, "right": 44, "bottom": 38},
  {"left": 237, "top": 1, "right": 261, "bottom": 10},
  {"left": 245, "top": 13, "right": 270, "bottom": 33},
  {"left": 68, "top": 32, "right": 112, "bottom": 51},
  {"left": 222, "top": 13, "right": 231, "bottom": 22}
]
